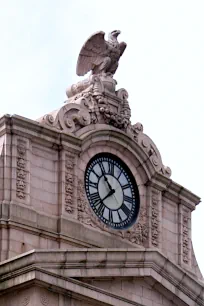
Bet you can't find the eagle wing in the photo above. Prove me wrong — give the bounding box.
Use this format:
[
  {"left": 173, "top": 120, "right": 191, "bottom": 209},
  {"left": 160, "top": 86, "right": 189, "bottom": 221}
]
[
  {"left": 76, "top": 31, "right": 108, "bottom": 76},
  {"left": 119, "top": 42, "right": 127, "bottom": 57}
]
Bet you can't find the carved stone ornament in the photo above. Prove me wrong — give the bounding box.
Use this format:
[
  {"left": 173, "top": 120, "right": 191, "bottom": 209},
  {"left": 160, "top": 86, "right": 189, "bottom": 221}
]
[
  {"left": 21, "top": 296, "right": 30, "bottom": 306},
  {"left": 40, "top": 294, "right": 49, "bottom": 306},
  {"left": 16, "top": 140, "right": 27, "bottom": 199},
  {"left": 151, "top": 189, "right": 160, "bottom": 247},
  {"left": 77, "top": 179, "right": 148, "bottom": 246},
  {"left": 39, "top": 74, "right": 131, "bottom": 133},
  {"left": 65, "top": 154, "right": 75, "bottom": 214},
  {"left": 183, "top": 209, "right": 190, "bottom": 264},
  {"left": 76, "top": 30, "right": 126, "bottom": 77},
  {"left": 38, "top": 29, "right": 171, "bottom": 178}
]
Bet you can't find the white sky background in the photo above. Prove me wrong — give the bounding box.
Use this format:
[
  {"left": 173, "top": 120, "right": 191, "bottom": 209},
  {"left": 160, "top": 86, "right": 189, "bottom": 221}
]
[{"left": 0, "top": 1, "right": 204, "bottom": 273}]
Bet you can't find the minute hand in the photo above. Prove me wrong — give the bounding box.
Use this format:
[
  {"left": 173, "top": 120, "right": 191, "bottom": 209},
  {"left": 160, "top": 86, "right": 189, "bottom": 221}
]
[
  {"left": 101, "top": 189, "right": 115, "bottom": 202},
  {"left": 104, "top": 175, "right": 114, "bottom": 191}
]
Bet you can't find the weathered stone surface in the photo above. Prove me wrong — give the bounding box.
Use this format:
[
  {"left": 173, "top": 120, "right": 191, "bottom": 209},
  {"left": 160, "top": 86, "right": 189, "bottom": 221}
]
[
  {"left": 0, "top": 249, "right": 204, "bottom": 306},
  {"left": 0, "top": 114, "right": 202, "bottom": 279}
]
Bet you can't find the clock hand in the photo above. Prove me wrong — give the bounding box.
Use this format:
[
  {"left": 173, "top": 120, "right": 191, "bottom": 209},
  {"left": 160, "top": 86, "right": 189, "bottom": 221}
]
[
  {"left": 104, "top": 175, "right": 114, "bottom": 191},
  {"left": 104, "top": 176, "right": 120, "bottom": 206},
  {"left": 101, "top": 188, "right": 115, "bottom": 202}
]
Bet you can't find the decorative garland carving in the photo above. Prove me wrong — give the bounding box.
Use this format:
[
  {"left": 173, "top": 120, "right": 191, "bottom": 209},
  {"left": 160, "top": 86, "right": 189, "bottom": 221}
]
[
  {"left": 77, "top": 179, "right": 148, "bottom": 246},
  {"left": 183, "top": 209, "right": 189, "bottom": 264},
  {"left": 16, "top": 140, "right": 27, "bottom": 199},
  {"left": 119, "top": 205, "right": 148, "bottom": 245},
  {"left": 151, "top": 190, "right": 160, "bottom": 247},
  {"left": 65, "top": 154, "right": 75, "bottom": 214}
]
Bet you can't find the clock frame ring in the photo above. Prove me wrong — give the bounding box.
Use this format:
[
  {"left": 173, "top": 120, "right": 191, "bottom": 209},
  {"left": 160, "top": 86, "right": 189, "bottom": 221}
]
[{"left": 84, "top": 152, "right": 140, "bottom": 230}]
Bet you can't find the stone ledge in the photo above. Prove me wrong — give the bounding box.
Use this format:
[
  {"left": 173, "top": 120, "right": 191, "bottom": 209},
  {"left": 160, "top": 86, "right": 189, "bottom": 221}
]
[
  {"left": 0, "top": 204, "right": 140, "bottom": 249},
  {"left": 0, "top": 270, "right": 142, "bottom": 306},
  {"left": 0, "top": 115, "right": 82, "bottom": 150},
  {"left": 0, "top": 249, "right": 203, "bottom": 305}
]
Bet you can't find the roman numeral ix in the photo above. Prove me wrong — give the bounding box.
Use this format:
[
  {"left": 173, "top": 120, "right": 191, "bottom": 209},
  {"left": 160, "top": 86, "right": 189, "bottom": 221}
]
[{"left": 90, "top": 192, "right": 101, "bottom": 205}]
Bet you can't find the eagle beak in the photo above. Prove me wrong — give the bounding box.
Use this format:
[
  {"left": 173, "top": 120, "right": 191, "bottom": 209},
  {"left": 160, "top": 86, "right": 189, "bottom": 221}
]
[{"left": 116, "top": 30, "right": 121, "bottom": 36}]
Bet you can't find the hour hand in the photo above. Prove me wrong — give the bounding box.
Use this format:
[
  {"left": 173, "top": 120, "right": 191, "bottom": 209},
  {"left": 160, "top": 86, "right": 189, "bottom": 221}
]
[
  {"left": 101, "top": 188, "right": 115, "bottom": 201},
  {"left": 104, "top": 175, "right": 113, "bottom": 191}
]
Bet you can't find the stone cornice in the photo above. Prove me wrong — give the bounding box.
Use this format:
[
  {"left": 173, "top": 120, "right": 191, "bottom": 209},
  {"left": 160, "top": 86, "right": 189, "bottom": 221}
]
[
  {"left": 0, "top": 114, "right": 81, "bottom": 151},
  {"left": 0, "top": 249, "right": 203, "bottom": 305},
  {"left": 149, "top": 173, "right": 200, "bottom": 210},
  {"left": 0, "top": 114, "right": 200, "bottom": 210},
  {"left": 0, "top": 269, "right": 141, "bottom": 306}
]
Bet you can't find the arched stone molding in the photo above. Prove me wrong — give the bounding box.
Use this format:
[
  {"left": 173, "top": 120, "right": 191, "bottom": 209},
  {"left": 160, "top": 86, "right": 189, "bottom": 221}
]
[
  {"left": 78, "top": 125, "right": 163, "bottom": 182},
  {"left": 76, "top": 129, "right": 153, "bottom": 248}
]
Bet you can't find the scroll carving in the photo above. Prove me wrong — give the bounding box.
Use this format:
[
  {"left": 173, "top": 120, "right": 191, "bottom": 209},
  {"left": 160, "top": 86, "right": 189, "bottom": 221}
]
[
  {"left": 38, "top": 29, "right": 171, "bottom": 179},
  {"left": 77, "top": 179, "right": 148, "bottom": 246},
  {"left": 39, "top": 75, "right": 132, "bottom": 133},
  {"left": 183, "top": 209, "right": 189, "bottom": 264},
  {"left": 127, "top": 125, "right": 172, "bottom": 178},
  {"left": 38, "top": 70, "right": 171, "bottom": 178},
  {"left": 151, "top": 189, "right": 160, "bottom": 247},
  {"left": 65, "top": 154, "right": 75, "bottom": 214},
  {"left": 16, "top": 140, "right": 27, "bottom": 199}
]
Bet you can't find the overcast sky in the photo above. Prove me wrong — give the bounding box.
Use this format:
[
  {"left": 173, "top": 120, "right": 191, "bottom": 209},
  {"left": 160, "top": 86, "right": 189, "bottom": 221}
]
[{"left": 0, "top": 1, "right": 204, "bottom": 274}]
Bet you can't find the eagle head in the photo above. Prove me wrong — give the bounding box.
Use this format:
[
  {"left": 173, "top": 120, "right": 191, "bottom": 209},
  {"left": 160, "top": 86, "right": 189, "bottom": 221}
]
[{"left": 109, "top": 30, "right": 121, "bottom": 39}]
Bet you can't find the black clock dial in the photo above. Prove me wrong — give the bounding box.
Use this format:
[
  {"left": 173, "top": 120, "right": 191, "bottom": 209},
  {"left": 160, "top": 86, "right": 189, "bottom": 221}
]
[{"left": 84, "top": 153, "right": 140, "bottom": 230}]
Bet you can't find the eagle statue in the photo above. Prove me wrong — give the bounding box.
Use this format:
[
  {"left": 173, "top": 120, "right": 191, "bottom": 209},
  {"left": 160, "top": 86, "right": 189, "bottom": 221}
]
[{"left": 76, "top": 30, "right": 127, "bottom": 77}]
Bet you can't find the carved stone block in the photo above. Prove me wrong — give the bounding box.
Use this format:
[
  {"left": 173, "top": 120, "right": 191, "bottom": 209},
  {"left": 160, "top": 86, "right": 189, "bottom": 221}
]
[
  {"left": 16, "top": 140, "right": 27, "bottom": 200},
  {"left": 65, "top": 154, "right": 75, "bottom": 214}
]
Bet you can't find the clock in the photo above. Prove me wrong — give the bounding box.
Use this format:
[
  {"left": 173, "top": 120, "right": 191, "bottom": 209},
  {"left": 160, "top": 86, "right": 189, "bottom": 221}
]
[{"left": 84, "top": 153, "right": 140, "bottom": 230}]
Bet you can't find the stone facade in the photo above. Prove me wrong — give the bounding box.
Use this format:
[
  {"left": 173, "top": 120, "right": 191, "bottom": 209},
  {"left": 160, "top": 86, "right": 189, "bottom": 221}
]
[
  {"left": 0, "top": 249, "right": 204, "bottom": 306},
  {"left": 0, "top": 110, "right": 203, "bottom": 305},
  {"left": 0, "top": 31, "right": 203, "bottom": 305}
]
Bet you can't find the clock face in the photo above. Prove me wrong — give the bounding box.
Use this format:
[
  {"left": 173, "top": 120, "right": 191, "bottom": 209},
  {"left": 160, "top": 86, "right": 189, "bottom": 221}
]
[{"left": 85, "top": 153, "right": 140, "bottom": 230}]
